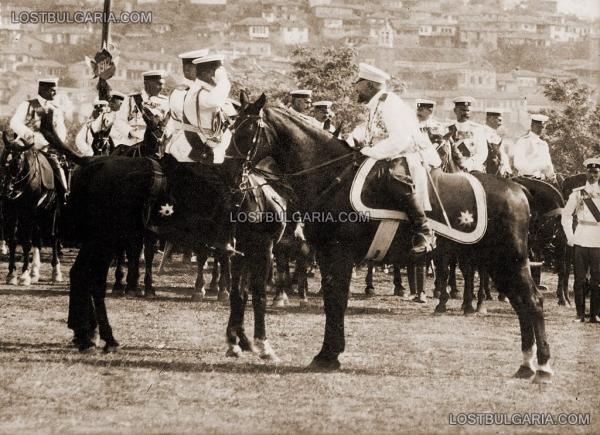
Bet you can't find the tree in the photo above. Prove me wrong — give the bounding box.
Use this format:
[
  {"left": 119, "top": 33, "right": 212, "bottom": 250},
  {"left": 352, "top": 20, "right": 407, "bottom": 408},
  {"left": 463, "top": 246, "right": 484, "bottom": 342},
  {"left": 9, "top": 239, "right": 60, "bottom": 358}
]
[
  {"left": 290, "top": 46, "right": 362, "bottom": 131},
  {"left": 542, "top": 78, "right": 600, "bottom": 175}
]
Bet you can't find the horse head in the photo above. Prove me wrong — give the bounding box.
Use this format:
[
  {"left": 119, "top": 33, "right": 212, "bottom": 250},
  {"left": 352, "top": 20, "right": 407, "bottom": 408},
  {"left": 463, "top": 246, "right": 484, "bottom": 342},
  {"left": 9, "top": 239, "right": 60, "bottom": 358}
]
[{"left": 485, "top": 141, "right": 503, "bottom": 175}]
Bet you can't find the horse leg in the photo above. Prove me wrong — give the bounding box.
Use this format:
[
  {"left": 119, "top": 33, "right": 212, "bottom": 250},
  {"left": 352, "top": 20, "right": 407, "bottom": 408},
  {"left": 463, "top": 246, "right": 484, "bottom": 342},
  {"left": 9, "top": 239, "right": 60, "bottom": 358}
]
[
  {"left": 309, "top": 243, "right": 353, "bottom": 371},
  {"left": 460, "top": 260, "right": 476, "bottom": 315},
  {"left": 18, "top": 224, "right": 32, "bottom": 286},
  {"left": 50, "top": 222, "right": 63, "bottom": 283},
  {"left": 209, "top": 254, "right": 220, "bottom": 293},
  {"left": 125, "top": 236, "right": 143, "bottom": 298},
  {"left": 5, "top": 212, "right": 17, "bottom": 285},
  {"left": 415, "top": 261, "right": 426, "bottom": 303},
  {"left": 217, "top": 253, "right": 231, "bottom": 302},
  {"left": 434, "top": 253, "right": 450, "bottom": 313},
  {"left": 393, "top": 263, "right": 406, "bottom": 296},
  {"left": 90, "top": 245, "right": 120, "bottom": 352},
  {"left": 250, "top": 238, "right": 278, "bottom": 362},
  {"left": 31, "top": 245, "right": 41, "bottom": 284},
  {"left": 448, "top": 256, "right": 460, "bottom": 299},
  {"left": 112, "top": 246, "right": 126, "bottom": 296},
  {"left": 68, "top": 242, "right": 98, "bottom": 351},
  {"left": 364, "top": 260, "right": 375, "bottom": 295},
  {"left": 226, "top": 253, "right": 250, "bottom": 357},
  {"left": 143, "top": 233, "right": 157, "bottom": 298},
  {"left": 272, "top": 253, "right": 289, "bottom": 307},
  {"left": 192, "top": 248, "right": 208, "bottom": 301},
  {"left": 476, "top": 265, "right": 488, "bottom": 314},
  {"left": 296, "top": 251, "right": 309, "bottom": 305}
]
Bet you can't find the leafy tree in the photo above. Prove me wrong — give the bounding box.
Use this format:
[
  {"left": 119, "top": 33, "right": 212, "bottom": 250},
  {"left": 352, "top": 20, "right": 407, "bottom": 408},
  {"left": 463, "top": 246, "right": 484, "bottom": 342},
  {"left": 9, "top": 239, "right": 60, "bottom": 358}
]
[
  {"left": 542, "top": 78, "right": 600, "bottom": 175},
  {"left": 290, "top": 46, "right": 362, "bottom": 131}
]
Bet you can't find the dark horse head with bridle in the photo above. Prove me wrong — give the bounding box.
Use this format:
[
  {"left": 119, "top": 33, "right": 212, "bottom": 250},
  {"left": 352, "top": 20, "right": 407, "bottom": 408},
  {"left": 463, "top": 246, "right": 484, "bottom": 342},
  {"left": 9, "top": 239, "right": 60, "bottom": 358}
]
[
  {"left": 1, "top": 130, "right": 63, "bottom": 286},
  {"left": 229, "top": 93, "right": 553, "bottom": 382}
]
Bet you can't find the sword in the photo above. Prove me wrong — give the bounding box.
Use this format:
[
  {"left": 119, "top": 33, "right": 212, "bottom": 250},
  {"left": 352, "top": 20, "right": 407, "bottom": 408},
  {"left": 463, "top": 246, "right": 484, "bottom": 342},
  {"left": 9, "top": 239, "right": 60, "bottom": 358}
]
[
  {"left": 417, "top": 150, "right": 453, "bottom": 229},
  {"left": 157, "top": 240, "right": 173, "bottom": 275}
]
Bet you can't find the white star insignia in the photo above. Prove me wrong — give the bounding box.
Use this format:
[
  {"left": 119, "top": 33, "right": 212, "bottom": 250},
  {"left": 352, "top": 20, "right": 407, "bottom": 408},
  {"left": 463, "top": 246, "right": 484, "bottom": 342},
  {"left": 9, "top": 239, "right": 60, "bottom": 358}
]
[
  {"left": 159, "top": 203, "right": 174, "bottom": 217},
  {"left": 458, "top": 210, "right": 474, "bottom": 227}
]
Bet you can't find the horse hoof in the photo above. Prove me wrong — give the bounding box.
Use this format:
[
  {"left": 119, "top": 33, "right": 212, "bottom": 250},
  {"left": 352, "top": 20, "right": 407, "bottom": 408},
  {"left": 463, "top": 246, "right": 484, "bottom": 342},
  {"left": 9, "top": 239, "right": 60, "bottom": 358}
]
[
  {"left": 31, "top": 270, "right": 40, "bottom": 283},
  {"left": 6, "top": 275, "right": 17, "bottom": 285},
  {"left": 557, "top": 299, "right": 566, "bottom": 306},
  {"left": 103, "top": 340, "right": 120, "bottom": 353},
  {"left": 513, "top": 365, "right": 535, "bottom": 379},
  {"left": 217, "top": 290, "right": 230, "bottom": 303},
  {"left": 299, "top": 297, "right": 309, "bottom": 307},
  {"left": 208, "top": 283, "right": 219, "bottom": 294},
  {"left": 532, "top": 370, "right": 553, "bottom": 384},
  {"left": 191, "top": 290, "right": 205, "bottom": 302},
  {"left": 449, "top": 290, "right": 460, "bottom": 300},
  {"left": 226, "top": 344, "right": 243, "bottom": 358},
  {"left": 307, "top": 355, "right": 341, "bottom": 371},
  {"left": 476, "top": 306, "right": 488, "bottom": 315},
  {"left": 78, "top": 341, "right": 97, "bottom": 353},
  {"left": 19, "top": 275, "right": 31, "bottom": 287},
  {"left": 463, "top": 305, "right": 476, "bottom": 316},
  {"left": 255, "top": 339, "right": 280, "bottom": 363},
  {"left": 52, "top": 272, "right": 63, "bottom": 283},
  {"left": 365, "top": 286, "right": 376, "bottom": 297},
  {"left": 434, "top": 303, "right": 446, "bottom": 314},
  {"left": 145, "top": 290, "right": 157, "bottom": 299}
]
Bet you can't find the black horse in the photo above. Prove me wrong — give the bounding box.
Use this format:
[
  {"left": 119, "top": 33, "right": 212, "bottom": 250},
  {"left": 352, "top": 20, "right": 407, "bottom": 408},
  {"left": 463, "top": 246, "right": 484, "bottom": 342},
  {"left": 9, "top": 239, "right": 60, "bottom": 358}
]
[
  {"left": 2, "top": 133, "right": 63, "bottom": 286},
  {"left": 231, "top": 95, "right": 552, "bottom": 382}
]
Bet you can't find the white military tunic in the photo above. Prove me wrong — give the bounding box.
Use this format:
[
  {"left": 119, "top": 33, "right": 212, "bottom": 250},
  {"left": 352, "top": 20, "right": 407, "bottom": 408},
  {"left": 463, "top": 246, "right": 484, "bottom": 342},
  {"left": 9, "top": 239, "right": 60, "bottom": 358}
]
[
  {"left": 512, "top": 131, "right": 555, "bottom": 180},
  {"left": 166, "top": 77, "right": 233, "bottom": 164},
  {"left": 561, "top": 183, "right": 600, "bottom": 248},
  {"left": 113, "top": 90, "right": 169, "bottom": 146},
  {"left": 352, "top": 89, "right": 441, "bottom": 210},
  {"left": 446, "top": 120, "right": 488, "bottom": 172},
  {"left": 9, "top": 96, "right": 67, "bottom": 150}
]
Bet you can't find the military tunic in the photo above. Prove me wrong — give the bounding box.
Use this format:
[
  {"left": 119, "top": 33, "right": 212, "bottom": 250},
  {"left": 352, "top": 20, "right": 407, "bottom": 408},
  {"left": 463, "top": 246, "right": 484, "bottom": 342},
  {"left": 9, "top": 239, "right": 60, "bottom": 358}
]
[
  {"left": 446, "top": 120, "right": 488, "bottom": 173},
  {"left": 512, "top": 131, "right": 556, "bottom": 181},
  {"left": 10, "top": 96, "right": 67, "bottom": 150},
  {"left": 113, "top": 90, "right": 169, "bottom": 146}
]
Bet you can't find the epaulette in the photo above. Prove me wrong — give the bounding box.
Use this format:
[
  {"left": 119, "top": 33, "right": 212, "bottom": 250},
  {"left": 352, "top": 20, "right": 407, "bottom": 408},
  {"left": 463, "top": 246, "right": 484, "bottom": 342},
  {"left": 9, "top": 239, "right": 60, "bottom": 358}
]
[
  {"left": 175, "top": 84, "right": 190, "bottom": 91},
  {"left": 573, "top": 186, "right": 585, "bottom": 192},
  {"left": 379, "top": 93, "right": 388, "bottom": 102}
]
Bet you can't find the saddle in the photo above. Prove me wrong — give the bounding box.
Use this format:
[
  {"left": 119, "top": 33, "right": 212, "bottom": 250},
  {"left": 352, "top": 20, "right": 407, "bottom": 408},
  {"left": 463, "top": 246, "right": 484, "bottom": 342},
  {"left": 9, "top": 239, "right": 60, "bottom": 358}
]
[
  {"left": 351, "top": 158, "right": 487, "bottom": 244},
  {"left": 26, "top": 151, "right": 55, "bottom": 191},
  {"left": 511, "top": 176, "right": 564, "bottom": 216}
]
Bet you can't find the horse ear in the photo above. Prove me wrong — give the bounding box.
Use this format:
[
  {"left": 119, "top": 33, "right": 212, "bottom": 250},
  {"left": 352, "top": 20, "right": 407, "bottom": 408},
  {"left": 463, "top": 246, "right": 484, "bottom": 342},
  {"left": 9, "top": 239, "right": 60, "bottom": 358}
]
[
  {"left": 255, "top": 93, "right": 267, "bottom": 111},
  {"left": 239, "top": 90, "right": 250, "bottom": 110}
]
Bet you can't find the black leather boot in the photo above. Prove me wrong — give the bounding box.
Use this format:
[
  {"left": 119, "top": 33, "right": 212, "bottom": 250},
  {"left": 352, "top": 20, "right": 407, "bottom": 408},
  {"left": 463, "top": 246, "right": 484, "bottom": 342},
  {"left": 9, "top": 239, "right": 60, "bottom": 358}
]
[{"left": 403, "top": 192, "right": 436, "bottom": 255}]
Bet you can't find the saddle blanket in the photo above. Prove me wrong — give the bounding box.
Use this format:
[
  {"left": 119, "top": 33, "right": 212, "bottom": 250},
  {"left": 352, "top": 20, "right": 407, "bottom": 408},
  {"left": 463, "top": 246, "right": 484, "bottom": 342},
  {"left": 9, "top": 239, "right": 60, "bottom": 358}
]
[{"left": 351, "top": 158, "right": 488, "bottom": 245}]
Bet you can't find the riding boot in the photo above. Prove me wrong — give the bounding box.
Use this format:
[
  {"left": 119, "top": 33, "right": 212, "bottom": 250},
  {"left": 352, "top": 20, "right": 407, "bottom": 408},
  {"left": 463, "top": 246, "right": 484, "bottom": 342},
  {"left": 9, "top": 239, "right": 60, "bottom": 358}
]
[{"left": 403, "top": 192, "right": 436, "bottom": 255}]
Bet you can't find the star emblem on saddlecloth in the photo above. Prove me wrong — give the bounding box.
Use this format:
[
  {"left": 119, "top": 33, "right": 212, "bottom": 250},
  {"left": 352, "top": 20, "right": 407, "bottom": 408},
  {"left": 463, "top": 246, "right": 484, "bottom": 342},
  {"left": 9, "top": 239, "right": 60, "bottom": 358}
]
[
  {"left": 159, "top": 203, "right": 174, "bottom": 217},
  {"left": 458, "top": 210, "right": 474, "bottom": 227}
]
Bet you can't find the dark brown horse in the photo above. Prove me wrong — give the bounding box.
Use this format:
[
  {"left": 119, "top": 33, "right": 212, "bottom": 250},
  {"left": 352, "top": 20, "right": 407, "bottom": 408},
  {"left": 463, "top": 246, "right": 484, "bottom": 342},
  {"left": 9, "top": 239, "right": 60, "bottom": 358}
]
[
  {"left": 2, "top": 133, "right": 63, "bottom": 286},
  {"left": 230, "top": 95, "right": 552, "bottom": 382}
]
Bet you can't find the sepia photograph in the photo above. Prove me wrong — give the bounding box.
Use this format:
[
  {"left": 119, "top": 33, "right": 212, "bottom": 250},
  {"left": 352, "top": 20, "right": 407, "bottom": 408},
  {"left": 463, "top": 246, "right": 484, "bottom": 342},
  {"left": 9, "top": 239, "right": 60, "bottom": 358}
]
[{"left": 0, "top": 0, "right": 598, "bottom": 433}]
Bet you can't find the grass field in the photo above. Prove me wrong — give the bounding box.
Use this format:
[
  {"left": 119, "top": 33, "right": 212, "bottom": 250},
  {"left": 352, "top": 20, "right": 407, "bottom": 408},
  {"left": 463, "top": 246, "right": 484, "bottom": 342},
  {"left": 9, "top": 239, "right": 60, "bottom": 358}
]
[{"left": 0, "top": 249, "right": 598, "bottom": 434}]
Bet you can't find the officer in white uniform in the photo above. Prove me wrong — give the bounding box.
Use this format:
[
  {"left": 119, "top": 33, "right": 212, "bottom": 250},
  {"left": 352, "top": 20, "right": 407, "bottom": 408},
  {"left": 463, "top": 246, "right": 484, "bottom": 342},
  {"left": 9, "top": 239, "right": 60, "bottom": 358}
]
[
  {"left": 416, "top": 99, "right": 446, "bottom": 146},
  {"left": 113, "top": 70, "right": 169, "bottom": 147},
  {"left": 289, "top": 90, "right": 312, "bottom": 115},
  {"left": 445, "top": 96, "right": 488, "bottom": 173},
  {"left": 513, "top": 114, "right": 556, "bottom": 183},
  {"left": 561, "top": 157, "right": 600, "bottom": 323},
  {"left": 483, "top": 107, "right": 511, "bottom": 176},
  {"left": 351, "top": 63, "right": 440, "bottom": 255},
  {"left": 74, "top": 99, "right": 109, "bottom": 156},
  {"left": 312, "top": 100, "right": 336, "bottom": 133},
  {"left": 9, "top": 77, "right": 69, "bottom": 197}
]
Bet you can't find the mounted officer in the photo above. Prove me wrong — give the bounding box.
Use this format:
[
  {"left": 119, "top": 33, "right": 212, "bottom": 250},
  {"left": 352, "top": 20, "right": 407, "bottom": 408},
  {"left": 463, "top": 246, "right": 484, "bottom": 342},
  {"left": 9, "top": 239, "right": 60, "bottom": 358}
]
[
  {"left": 164, "top": 51, "right": 237, "bottom": 255},
  {"left": 9, "top": 77, "right": 69, "bottom": 202},
  {"left": 312, "top": 100, "right": 336, "bottom": 133},
  {"left": 513, "top": 114, "right": 556, "bottom": 183},
  {"left": 482, "top": 107, "right": 511, "bottom": 176},
  {"left": 445, "top": 96, "right": 488, "bottom": 173},
  {"left": 113, "top": 70, "right": 169, "bottom": 156},
  {"left": 349, "top": 63, "right": 440, "bottom": 255},
  {"left": 561, "top": 157, "right": 600, "bottom": 323},
  {"left": 416, "top": 98, "right": 446, "bottom": 146},
  {"left": 75, "top": 99, "right": 113, "bottom": 156}
]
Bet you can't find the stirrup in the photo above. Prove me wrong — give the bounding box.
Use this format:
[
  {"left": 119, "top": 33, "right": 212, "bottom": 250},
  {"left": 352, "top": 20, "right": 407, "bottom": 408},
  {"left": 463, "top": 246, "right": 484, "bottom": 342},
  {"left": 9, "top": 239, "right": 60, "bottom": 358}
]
[{"left": 410, "top": 233, "right": 435, "bottom": 255}]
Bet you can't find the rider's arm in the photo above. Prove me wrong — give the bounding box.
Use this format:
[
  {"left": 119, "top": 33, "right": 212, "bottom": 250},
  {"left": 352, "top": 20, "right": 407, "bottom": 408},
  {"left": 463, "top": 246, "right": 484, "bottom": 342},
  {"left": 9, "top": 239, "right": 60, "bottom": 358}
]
[
  {"left": 561, "top": 192, "right": 577, "bottom": 246},
  {"left": 53, "top": 108, "right": 67, "bottom": 142},
  {"left": 9, "top": 101, "right": 35, "bottom": 141},
  {"left": 113, "top": 96, "right": 135, "bottom": 139},
  {"left": 540, "top": 142, "right": 556, "bottom": 182},
  {"left": 198, "top": 67, "right": 231, "bottom": 110}
]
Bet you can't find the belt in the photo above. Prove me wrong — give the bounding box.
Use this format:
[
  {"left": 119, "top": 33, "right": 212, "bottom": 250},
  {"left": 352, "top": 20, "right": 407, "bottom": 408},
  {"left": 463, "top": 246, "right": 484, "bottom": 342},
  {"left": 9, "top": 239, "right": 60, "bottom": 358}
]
[{"left": 578, "top": 220, "right": 600, "bottom": 226}]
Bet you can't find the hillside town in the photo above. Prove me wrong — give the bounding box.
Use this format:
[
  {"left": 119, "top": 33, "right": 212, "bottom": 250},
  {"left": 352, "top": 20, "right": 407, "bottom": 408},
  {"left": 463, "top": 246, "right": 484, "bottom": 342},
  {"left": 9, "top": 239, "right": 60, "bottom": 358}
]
[{"left": 0, "top": 0, "right": 598, "bottom": 136}]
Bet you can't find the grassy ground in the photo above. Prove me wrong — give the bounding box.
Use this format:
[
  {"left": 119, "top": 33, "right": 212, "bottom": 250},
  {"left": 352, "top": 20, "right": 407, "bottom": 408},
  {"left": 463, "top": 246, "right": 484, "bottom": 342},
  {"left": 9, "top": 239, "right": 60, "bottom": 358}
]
[{"left": 0, "top": 249, "right": 598, "bottom": 435}]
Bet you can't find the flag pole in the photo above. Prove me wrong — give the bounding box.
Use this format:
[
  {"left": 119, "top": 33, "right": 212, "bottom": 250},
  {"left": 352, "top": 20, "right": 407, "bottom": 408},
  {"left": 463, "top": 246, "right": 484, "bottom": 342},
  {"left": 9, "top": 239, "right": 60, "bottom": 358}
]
[{"left": 97, "top": 0, "right": 112, "bottom": 100}]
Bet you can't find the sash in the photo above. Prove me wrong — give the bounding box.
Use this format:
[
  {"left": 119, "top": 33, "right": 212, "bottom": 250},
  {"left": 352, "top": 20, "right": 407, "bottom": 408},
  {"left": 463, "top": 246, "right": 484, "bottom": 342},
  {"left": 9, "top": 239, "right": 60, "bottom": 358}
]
[{"left": 582, "top": 195, "right": 600, "bottom": 222}]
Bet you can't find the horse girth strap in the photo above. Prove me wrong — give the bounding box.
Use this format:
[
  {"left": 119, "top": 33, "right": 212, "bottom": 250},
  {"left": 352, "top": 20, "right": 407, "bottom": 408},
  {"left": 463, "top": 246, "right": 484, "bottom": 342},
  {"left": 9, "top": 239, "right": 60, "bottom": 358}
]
[{"left": 146, "top": 158, "right": 167, "bottom": 198}]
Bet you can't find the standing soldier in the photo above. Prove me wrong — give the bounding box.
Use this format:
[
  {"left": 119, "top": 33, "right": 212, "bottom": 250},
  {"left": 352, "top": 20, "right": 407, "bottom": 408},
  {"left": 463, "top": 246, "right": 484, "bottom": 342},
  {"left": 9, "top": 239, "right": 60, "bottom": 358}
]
[
  {"left": 445, "top": 96, "right": 488, "bottom": 173},
  {"left": 513, "top": 114, "right": 556, "bottom": 183},
  {"left": 483, "top": 108, "right": 511, "bottom": 176},
  {"left": 561, "top": 157, "right": 600, "bottom": 323},
  {"left": 113, "top": 70, "right": 169, "bottom": 151},
  {"left": 9, "top": 77, "right": 69, "bottom": 201}
]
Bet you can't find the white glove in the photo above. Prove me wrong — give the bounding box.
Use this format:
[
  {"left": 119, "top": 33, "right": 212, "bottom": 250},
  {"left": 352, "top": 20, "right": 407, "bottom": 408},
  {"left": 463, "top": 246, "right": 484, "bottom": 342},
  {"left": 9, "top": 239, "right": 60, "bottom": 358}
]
[
  {"left": 214, "top": 66, "right": 228, "bottom": 85},
  {"left": 294, "top": 223, "right": 305, "bottom": 241},
  {"left": 567, "top": 238, "right": 574, "bottom": 247}
]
